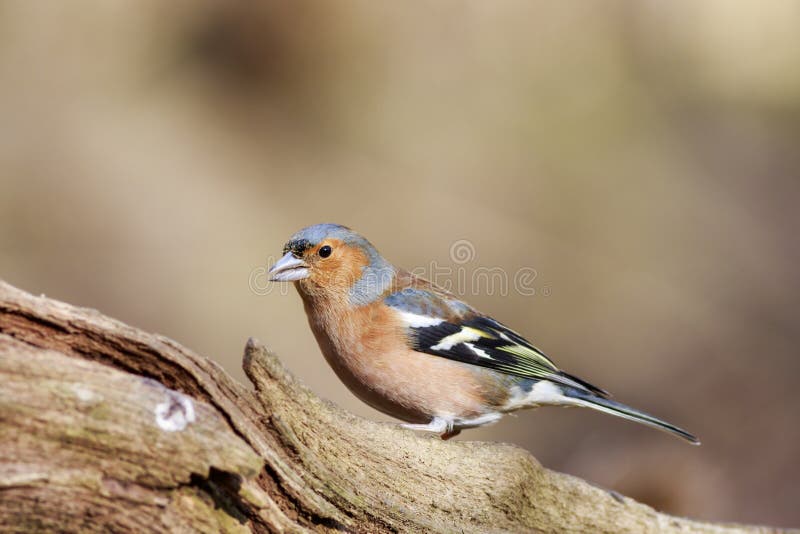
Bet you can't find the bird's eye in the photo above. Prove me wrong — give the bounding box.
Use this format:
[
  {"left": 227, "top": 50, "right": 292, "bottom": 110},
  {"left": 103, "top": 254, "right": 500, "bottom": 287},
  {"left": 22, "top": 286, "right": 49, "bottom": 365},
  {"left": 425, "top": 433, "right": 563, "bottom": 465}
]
[{"left": 318, "top": 245, "right": 332, "bottom": 258}]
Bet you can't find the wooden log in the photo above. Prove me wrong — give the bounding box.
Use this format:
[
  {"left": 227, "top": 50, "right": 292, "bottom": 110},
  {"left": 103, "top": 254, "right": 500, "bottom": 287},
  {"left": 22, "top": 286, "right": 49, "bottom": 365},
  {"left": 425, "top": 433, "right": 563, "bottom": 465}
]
[{"left": 0, "top": 281, "right": 781, "bottom": 533}]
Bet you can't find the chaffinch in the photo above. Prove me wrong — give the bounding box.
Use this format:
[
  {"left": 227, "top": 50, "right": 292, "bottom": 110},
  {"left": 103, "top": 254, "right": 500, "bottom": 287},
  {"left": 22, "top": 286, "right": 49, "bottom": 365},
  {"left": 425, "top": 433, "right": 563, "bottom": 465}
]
[{"left": 269, "top": 223, "right": 698, "bottom": 443}]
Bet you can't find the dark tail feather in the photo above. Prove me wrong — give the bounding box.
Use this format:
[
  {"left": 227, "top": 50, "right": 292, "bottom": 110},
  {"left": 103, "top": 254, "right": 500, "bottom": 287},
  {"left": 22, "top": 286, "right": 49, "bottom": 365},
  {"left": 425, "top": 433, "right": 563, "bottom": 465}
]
[
  {"left": 557, "top": 370, "right": 611, "bottom": 398},
  {"left": 563, "top": 387, "right": 700, "bottom": 445}
]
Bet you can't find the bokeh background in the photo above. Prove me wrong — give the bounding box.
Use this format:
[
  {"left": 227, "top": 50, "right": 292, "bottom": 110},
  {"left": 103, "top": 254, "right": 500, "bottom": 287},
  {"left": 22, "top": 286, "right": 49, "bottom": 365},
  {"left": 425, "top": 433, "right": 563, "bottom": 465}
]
[{"left": 2, "top": 1, "right": 799, "bottom": 527}]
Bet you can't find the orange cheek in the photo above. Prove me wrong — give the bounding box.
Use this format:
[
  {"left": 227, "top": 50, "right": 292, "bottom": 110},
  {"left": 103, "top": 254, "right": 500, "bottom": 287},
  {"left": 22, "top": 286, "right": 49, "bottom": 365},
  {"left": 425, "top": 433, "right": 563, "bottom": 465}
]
[{"left": 308, "top": 247, "right": 369, "bottom": 292}]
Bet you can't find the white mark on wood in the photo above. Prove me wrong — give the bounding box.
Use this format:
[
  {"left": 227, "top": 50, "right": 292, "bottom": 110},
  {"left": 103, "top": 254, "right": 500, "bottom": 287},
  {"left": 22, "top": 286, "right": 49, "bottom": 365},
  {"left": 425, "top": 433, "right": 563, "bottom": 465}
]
[
  {"left": 71, "top": 384, "right": 97, "bottom": 402},
  {"left": 154, "top": 392, "right": 196, "bottom": 432}
]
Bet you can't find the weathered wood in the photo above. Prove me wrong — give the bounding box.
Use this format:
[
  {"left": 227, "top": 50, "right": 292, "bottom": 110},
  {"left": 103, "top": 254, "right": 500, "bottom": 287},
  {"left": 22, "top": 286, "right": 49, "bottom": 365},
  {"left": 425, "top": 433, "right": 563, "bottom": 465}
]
[{"left": 0, "top": 281, "right": 782, "bottom": 533}]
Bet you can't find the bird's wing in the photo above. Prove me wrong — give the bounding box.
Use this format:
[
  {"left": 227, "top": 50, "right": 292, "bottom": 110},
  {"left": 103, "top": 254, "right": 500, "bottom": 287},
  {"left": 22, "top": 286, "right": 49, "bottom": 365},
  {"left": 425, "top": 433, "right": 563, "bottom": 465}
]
[{"left": 383, "top": 282, "right": 608, "bottom": 397}]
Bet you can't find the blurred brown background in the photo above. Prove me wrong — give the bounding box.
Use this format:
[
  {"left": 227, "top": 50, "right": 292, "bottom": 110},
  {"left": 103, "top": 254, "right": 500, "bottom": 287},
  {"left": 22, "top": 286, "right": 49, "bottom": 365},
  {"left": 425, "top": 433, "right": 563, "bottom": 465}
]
[{"left": 2, "top": 1, "right": 799, "bottom": 528}]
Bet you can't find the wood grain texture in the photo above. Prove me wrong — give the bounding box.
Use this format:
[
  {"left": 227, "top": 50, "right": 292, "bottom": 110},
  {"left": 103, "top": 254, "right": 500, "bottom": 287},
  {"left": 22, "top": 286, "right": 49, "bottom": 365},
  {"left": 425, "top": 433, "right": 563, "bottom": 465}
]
[{"left": 0, "top": 281, "right": 783, "bottom": 533}]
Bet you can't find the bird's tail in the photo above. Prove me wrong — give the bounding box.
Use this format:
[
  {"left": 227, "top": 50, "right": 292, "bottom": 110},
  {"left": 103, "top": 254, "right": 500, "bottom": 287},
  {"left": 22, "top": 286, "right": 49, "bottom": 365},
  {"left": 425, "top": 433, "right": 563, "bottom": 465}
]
[{"left": 561, "top": 386, "right": 700, "bottom": 445}]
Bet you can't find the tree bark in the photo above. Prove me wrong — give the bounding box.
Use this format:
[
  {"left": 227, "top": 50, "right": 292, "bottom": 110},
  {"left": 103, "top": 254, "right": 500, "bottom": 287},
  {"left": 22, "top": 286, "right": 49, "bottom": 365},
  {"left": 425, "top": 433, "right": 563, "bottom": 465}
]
[{"left": 0, "top": 280, "right": 782, "bottom": 533}]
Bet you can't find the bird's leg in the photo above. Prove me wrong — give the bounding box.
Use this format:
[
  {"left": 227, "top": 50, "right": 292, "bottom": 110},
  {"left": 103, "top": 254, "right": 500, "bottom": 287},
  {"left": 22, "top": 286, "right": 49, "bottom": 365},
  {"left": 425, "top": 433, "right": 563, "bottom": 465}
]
[{"left": 401, "top": 416, "right": 452, "bottom": 437}]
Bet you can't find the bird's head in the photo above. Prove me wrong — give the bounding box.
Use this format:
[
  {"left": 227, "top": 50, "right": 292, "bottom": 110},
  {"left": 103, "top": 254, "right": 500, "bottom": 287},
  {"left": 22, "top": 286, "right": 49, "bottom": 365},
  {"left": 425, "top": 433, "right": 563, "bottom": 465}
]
[{"left": 269, "top": 223, "right": 396, "bottom": 304}]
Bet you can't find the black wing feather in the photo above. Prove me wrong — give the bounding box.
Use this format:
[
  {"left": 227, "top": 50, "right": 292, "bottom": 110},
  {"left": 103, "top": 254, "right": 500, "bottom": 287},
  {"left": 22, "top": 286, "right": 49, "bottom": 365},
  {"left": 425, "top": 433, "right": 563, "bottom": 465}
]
[{"left": 386, "top": 285, "right": 608, "bottom": 396}]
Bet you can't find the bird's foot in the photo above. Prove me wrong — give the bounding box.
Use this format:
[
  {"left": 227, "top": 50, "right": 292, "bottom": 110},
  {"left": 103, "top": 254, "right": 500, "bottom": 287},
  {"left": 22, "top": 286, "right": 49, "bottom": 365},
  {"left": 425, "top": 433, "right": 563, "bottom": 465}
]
[{"left": 440, "top": 428, "right": 461, "bottom": 440}]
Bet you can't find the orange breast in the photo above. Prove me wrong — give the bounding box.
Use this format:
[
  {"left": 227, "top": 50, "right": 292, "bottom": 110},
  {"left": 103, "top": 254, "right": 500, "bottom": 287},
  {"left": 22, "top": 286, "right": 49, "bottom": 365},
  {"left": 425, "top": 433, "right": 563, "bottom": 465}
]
[{"left": 302, "top": 296, "right": 510, "bottom": 423}]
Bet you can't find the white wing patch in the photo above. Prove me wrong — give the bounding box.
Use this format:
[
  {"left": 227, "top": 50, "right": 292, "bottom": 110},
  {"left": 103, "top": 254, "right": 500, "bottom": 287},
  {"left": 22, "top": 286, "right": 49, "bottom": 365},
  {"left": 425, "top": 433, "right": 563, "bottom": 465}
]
[
  {"left": 397, "top": 310, "right": 444, "bottom": 328},
  {"left": 431, "top": 327, "right": 484, "bottom": 350},
  {"left": 464, "top": 342, "right": 493, "bottom": 360},
  {"left": 497, "top": 331, "right": 512, "bottom": 342}
]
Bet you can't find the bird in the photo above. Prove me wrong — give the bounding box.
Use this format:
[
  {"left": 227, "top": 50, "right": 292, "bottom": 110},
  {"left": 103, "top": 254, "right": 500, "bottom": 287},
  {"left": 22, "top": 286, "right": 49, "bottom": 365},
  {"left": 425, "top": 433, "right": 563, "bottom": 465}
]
[{"left": 268, "top": 223, "right": 699, "bottom": 444}]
